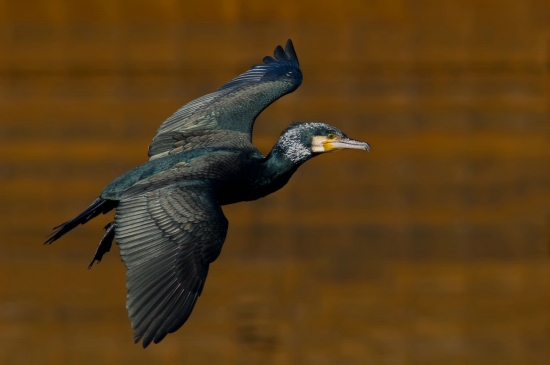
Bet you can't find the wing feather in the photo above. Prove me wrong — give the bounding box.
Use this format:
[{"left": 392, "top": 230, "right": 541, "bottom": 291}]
[
  {"left": 115, "top": 183, "right": 228, "bottom": 348},
  {"left": 148, "top": 39, "right": 302, "bottom": 159}
]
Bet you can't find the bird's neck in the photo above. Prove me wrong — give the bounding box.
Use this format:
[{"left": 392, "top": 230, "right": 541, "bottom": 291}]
[
  {"left": 254, "top": 144, "right": 305, "bottom": 195},
  {"left": 266, "top": 146, "right": 301, "bottom": 173}
]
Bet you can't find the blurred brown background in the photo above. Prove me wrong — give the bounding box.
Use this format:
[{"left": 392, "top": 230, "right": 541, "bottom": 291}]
[{"left": 1, "top": 0, "right": 550, "bottom": 364}]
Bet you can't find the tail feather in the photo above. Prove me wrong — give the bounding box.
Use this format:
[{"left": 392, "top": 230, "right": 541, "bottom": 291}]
[{"left": 45, "top": 198, "right": 117, "bottom": 245}]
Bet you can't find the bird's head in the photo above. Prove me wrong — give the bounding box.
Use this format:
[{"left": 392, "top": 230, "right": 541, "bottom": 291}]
[{"left": 275, "top": 122, "right": 370, "bottom": 164}]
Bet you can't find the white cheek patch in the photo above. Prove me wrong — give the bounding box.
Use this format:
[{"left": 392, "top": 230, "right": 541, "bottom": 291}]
[
  {"left": 284, "top": 143, "right": 311, "bottom": 163},
  {"left": 311, "top": 136, "right": 327, "bottom": 153},
  {"left": 279, "top": 125, "right": 313, "bottom": 163}
]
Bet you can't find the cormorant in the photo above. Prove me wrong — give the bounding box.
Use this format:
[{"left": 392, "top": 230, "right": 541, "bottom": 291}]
[{"left": 45, "top": 40, "right": 370, "bottom": 348}]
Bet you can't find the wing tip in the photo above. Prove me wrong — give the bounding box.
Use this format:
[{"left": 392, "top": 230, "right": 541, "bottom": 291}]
[
  {"left": 217, "top": 38, "right": 301, "bottom": 92},
  {"left": 285, "top": 39, "right": 298, "bottom": 64},
  {"left": 133, "top": 332, "right": 154, "bottom": 349},
  {"left": 268, "top": 38, "right": 299, "bottom": 67}
]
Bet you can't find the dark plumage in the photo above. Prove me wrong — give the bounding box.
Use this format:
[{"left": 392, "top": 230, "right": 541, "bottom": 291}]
[{"left": 45, "top": 39, "right": 370, "bottom": 348}]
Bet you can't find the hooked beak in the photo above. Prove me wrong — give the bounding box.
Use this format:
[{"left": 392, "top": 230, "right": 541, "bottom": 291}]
[{"left": 325, "top": 136, "right": 370, "bottom": 152}]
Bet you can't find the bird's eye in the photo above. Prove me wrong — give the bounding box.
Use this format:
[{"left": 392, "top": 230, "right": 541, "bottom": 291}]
[{"left": 327, "top": 134, "right": 335, "bottom": 139}]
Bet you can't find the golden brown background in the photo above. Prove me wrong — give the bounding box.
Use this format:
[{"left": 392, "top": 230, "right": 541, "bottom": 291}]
[{"left": 1, "top": 0, "right": 550, "bottom": 364}]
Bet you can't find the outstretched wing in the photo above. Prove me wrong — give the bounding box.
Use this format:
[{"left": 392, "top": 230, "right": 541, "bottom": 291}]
[
  {"left": 115, "top": 182, "right": 228, "bottom": 348},
  {"left": 148, "top": 39, "right": 302, "bottom": 160}
]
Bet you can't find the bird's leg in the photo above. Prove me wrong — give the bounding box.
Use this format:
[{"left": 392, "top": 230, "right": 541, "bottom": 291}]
[{"left": 88, "top": 222, "right": 116, "bottom": 269}]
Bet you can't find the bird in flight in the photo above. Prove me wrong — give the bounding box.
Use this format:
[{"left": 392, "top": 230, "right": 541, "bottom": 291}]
[{"left": 45, "top": 39, "right": 370, "bottom": 348}]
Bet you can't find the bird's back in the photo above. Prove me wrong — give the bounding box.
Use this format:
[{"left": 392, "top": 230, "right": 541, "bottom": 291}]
[{"left": 101, "top": 142, "right": 262, "bottom": 201}]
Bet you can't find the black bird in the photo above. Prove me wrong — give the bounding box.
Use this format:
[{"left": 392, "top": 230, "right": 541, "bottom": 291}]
[{"left": 45, "top": 40, "right": 370, "bottom": 348}]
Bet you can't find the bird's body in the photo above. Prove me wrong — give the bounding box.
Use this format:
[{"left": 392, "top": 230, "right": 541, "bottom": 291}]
[
  {"left": 46, "top": 40, "right": 370, "bottom": 347},
  {"left": 102, "top": 141, "right": 294, "bottom": 205}
]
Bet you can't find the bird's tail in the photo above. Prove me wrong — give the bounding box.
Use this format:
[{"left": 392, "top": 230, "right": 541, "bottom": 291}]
[{"left": 45, "top": 198, "right": 117, "bottom": 244}]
